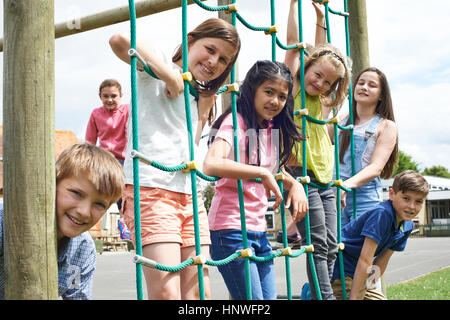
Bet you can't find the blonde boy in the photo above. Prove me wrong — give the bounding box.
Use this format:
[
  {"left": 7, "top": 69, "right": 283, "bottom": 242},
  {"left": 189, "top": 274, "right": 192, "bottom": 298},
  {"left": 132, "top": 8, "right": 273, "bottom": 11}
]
[{"left": 0, "top": 143, "right": 124, "bottom": 299}]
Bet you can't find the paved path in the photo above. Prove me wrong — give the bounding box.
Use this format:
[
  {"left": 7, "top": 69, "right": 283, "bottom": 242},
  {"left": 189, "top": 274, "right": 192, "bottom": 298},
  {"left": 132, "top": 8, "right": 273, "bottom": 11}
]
[{"left": 92, "top": 237, "right": 450, "bottom": 300}]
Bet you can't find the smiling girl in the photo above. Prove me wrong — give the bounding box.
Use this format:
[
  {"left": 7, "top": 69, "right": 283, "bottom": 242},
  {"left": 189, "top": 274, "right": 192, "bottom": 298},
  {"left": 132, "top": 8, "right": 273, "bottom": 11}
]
[
  {"left": 109, "top": 18, "right": 241, "bottom": 300},
  {"left": 203, "top": 60, "right": 308, "bottom": 300},
  {"left": 333, "top": 67, "right": 398, "bottom": 226},
  {"left": 284, "top": 0, "right": 351, "bottom": 300}
]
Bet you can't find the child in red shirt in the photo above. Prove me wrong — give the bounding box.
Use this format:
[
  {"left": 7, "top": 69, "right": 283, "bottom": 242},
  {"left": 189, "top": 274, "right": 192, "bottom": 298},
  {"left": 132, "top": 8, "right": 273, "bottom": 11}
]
[
  {"left": 85, "top": 79, "right": 129, "bottom": 234},
  {"left": 85, "top": 79, "right": 129, "bottom": 164}
]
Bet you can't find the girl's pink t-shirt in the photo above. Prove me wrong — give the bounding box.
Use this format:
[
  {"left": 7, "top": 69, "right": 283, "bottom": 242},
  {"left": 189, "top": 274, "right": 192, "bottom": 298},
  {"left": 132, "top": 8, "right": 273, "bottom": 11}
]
[
  {"left": 208, "top": 113, "right": 279, "bottom": 232},
  {"left": 85, "top": 103, "right": 129, "bottom": 160}
]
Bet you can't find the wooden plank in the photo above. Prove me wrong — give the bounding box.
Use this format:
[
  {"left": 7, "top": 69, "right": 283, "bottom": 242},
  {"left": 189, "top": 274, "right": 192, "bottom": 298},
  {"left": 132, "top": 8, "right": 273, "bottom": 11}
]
[{"left": 0, "top": 0, "right": 206, "bottom": 52}]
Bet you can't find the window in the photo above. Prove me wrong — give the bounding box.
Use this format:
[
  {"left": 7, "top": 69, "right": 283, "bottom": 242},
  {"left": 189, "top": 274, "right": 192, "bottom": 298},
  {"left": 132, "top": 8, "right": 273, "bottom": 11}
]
[{"left": 430, "top": 200, "right": 450, "bottom": 220}]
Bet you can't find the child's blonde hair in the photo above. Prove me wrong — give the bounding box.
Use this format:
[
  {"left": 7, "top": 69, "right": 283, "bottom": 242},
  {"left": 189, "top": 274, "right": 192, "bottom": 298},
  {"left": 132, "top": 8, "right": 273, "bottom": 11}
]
[
  {"left": 302, "top": 43, "right": 351, "bottom": 109},
  {"left": 56, "top": 143, "right": 124, "bottom": 205}
]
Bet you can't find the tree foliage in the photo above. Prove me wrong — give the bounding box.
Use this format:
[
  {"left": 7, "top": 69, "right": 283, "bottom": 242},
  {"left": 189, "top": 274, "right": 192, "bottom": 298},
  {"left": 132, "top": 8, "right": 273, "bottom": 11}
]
[
  {"left": 422, "top": 165, "right": 450, "bottom": 178},
  {"left": 393, "top": 150, "right": 420, "bottom": 176},
  {"left": 393, "top": 150, "right": 450, "bottom": 178},
  {"left": 202, "top": 184, "right": 215, "bottom": 212}
]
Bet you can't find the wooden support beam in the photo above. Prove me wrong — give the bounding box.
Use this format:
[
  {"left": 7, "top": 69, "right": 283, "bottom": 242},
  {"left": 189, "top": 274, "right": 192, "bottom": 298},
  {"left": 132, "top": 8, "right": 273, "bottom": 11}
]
[
  {"left": 348, "top": 0, "right": 370, "bottom": 81},
  {"left": 3, "top": 0, "right": 57, "bottom": 299},
  {"left": 0, "top": 0, "right": 205, "bottom": 52}
]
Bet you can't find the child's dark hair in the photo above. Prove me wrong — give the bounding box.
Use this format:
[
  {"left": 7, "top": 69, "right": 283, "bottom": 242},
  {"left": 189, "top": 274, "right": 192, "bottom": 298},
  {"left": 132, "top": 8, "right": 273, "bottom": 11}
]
[
  {"left": 392, "top": 170, "right": 429, "bottom": 196},
  {"left": 209, "top": 60, "right": 304, "bottom": 168}
]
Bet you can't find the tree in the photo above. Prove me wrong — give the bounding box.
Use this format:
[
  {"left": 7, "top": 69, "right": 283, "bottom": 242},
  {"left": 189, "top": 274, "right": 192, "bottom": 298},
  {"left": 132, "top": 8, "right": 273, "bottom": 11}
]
[
  {"left": 202, "top": 184, "right": 216, "bottom": 213},
  {"left": 422, "top": 165, "right": 450, "bottom": 178},
  {"left": 393, "top": 150, "right": 420, "bottom": 176}
]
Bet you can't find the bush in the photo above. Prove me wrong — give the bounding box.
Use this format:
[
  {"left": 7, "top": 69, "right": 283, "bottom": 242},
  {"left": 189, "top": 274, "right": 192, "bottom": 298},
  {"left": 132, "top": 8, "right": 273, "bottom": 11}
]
[{"left": 202, "top": 184, "right": 215, "bottom": 213}]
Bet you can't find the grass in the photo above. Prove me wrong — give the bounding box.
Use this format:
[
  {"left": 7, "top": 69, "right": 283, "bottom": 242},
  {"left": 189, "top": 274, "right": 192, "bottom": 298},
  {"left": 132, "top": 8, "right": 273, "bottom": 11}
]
[{"left": 387, "top": 266, "right": 450, "bottom": 300}]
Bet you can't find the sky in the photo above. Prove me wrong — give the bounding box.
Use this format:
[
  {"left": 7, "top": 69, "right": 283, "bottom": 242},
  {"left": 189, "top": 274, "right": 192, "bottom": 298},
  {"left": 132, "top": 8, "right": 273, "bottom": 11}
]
[{"left": 1, "top": 0, "right": 449, "bottom": 171}]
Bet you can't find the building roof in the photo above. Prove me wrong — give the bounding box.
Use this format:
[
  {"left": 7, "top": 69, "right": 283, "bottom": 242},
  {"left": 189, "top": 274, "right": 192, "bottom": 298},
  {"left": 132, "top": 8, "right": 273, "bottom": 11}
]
[
  {"left": 0, "top": 126, "right": 79, "bottom": 191},
  {"left": 426, "top": 190, "right": 450, "bottom": 201},
  {"left": 421, "top": 176, "right": 450, "bottom": 190}
]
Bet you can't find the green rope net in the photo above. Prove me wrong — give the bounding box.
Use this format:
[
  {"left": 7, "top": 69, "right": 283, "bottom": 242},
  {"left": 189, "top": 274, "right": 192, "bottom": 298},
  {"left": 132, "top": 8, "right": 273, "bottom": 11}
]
[{"left": 127, "top": 0, "right": 357, "bottom": 300}]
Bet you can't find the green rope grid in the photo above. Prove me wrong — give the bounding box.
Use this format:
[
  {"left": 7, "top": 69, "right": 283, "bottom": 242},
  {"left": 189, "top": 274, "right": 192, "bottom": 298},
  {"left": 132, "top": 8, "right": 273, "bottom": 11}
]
[
  {"left": 130, "top": 150, "right": 306, "bottom": 184},
  {"left": 127, "top": 0, "right": 357, "bottom": 301},
  {"left": 129, "top": 43, "right": 240, "bottom": 100},
  {"left": 133, "top": 245, "right": 312, "bottom": 271},
  {"left": 127, "top": 0, "right": 144, "bottom": 300}
]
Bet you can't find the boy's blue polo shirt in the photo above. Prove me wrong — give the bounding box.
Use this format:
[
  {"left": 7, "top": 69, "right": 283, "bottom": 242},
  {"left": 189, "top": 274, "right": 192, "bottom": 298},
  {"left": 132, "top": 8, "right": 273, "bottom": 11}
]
[{"left": 332, "top": 200, "right": 414, "bottom": 279}]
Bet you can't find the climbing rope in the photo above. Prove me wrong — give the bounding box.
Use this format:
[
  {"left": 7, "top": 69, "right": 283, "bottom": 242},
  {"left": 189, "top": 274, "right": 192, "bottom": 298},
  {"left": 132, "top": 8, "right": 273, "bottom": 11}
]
[{"left": 127, "top": 0, "right": 356, "bottom": 301}]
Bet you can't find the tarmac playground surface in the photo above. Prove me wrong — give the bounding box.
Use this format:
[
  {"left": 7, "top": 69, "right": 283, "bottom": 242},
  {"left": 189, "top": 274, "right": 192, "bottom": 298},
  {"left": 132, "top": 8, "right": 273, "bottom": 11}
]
[{"left": 92, "top": 237, "right": 450, "bottom": 300}]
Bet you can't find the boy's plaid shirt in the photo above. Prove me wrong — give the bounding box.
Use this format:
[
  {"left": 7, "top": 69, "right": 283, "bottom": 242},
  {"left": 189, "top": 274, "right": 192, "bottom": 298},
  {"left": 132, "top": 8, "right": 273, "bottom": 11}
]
[{"left": 0, "top": 205, "right": 96, "bottom": 300}]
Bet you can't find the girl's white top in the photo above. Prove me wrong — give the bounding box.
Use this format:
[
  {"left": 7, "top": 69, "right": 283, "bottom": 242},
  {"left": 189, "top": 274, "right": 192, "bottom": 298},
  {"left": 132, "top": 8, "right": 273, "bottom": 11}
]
[{"left": 123, "top": 49, "right": 199, "bottom": 194}]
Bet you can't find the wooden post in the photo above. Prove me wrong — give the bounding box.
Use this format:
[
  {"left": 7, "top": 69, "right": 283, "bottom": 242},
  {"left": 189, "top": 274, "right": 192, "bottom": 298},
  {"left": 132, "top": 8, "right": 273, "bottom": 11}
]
[
  {"left": 348, "top": 0, "right": 370, "bottom": 81},
  {"left": 218, "top": 0, "right": 238, "bottom": 113},
  {"left": 3, "top": 0, "right": 58, "bottom": 299}
]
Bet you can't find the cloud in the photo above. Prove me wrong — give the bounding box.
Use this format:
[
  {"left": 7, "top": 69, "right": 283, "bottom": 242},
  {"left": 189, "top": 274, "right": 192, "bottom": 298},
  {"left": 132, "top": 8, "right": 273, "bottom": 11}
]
[
  {"left": 392, "top": 81, "right": 450, "bottom": 169},
  {"left": 366, "top": 0, "right": 450, "bottom": 170}
]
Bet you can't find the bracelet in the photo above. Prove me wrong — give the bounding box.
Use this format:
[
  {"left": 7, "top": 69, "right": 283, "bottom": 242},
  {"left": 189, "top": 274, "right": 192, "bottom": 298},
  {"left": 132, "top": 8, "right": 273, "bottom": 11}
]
[{"left": 316, "top": 23, "right": 327, "bottom": 30}]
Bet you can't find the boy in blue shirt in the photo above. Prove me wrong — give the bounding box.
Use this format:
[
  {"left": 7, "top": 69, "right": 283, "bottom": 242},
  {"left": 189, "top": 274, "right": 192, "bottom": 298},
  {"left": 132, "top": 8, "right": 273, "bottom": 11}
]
[
  {"left": 0, "top": 143, "right": 124, "bottom": 299},
  {"left": 331, "top": 170, "right": 429, "bottom": 300}
]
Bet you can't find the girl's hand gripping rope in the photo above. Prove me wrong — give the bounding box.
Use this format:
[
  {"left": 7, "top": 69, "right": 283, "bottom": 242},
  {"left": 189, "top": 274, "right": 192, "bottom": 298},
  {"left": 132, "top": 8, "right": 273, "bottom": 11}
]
[{"left": 260, "top": 168, "right": 283, "bottom": 210}]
